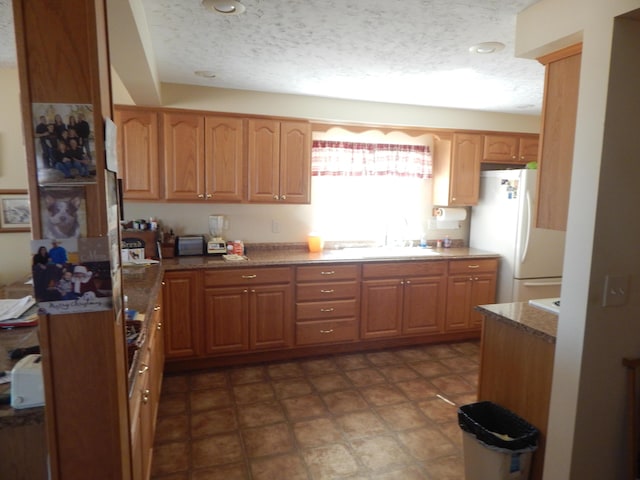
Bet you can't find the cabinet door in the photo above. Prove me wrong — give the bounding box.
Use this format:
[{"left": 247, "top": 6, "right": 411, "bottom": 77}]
[
  {"left": 163, "top": 112, "right": 206, "bottom": 200},
  {"left": 361, "top": 279, "right": 403, "bottom": 339},
  {"left": 204, "top": 116, "right": 244, "bottom": 202},
  {"left": 469, "top": 274, "right": 496, "bottom": 328},
  {"left": 482, "top": 135, "right": 519, "bottom": 163},
  {"left": 279, "top": 121, "right": 311, "bottom": 204},
  {"left": 450, "top": 133, "right": 482, "bottom": 205},
  {"left": 537, "top": 45, "right": 582, "bottom": 230},
  {"left": 249, "top": 284, "right": 293, "bottom": 350},
  {"left": 402, "top": 276, "right": 446, "bottom": 335},
  {"left": 247, "top": 118, "right": 280, "bottom": 202},
  {"left": 114, "top": 108, "right": 160, "bottom": 200},
  {"left": 518, "top": 136, "right": 539, "bottom": 164},
  {"left": 162, "top": 271, "right": 201, "bottom": 359},
  {"left": 203, "top": 286, "right": 249, "bottom": 354},
  {"left": 445, "top": 275, "right": 473, "bottom": 331}
]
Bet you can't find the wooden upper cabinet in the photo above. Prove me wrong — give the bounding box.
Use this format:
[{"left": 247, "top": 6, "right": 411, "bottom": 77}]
[
  {"left": 536, "top": 44, "right": 582, "bottom": 231},
  {"left": 163, "top": 113, "right": 244, "bottom": 201},
  {"left": 483, "top": 134, "right": 539, "bottom": 164},
  {"left": 114, "top": 108, "right": 161, "bottom": 200},
  {"left": 248, "top": 118, "right": 311, "bottom": 203},
  {"left": 204, "top": 116, "right": 244, "bottom": 202},
  {"left": 163, "top": 112, "right": 206, "bottom": 200},
  {"left": 279, "top": 121, "right": 311, "bottom": 203},
  {"left": 449, "top": 133, "right": 482, "bottom": 206}
]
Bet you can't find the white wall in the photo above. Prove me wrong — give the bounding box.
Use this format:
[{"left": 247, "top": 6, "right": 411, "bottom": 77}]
[
  {"left": 517, "top": 1, "right": 640, "bottom": 478},
  {"left": 0, "top": 69, "right": 31, "bottom": 286}
]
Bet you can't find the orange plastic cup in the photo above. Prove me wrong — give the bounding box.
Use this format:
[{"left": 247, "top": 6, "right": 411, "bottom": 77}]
[{"left": 307, "top": 233, "right": 324, "bottom": 253}]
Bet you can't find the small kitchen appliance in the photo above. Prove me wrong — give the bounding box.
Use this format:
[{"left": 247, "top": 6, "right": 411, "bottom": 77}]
[
  {"left": 175, "top": 235, "right": 205, "bottom": 256},
  {"left": 207, "top": 214, "right": 228, "bottom": 255},
  {"left": 11, "top": 354, "right": 45, "bottom": 409}
]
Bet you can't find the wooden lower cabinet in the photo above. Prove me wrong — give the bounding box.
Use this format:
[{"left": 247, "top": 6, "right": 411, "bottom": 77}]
[
  {"left": 295, "top": 264, "right": 361, "bottom": 346},
  {"left": 361, "top": 261, "right": 447, "bottom": 339},
  {"left": 162, "top": 270, "right": 202, "bottom": 359},
  {"left": 445, "top": 258, "right": 498, "bottom": 331},
  {"left": 130, "top": 292, "right": 165, "bottom": 480}
]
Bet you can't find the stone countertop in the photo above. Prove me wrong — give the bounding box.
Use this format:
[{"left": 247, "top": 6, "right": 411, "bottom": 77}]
[
  {"left": 476, "top": 302, "right": 558, "bottom": 344},
  {"left": 161, "top": 246, "right": 499, "bottom": 270}
]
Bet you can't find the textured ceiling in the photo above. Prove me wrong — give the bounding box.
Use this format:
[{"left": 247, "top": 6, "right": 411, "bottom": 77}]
[{"left": 0, "top": 0, "right": 543, "bottom": 114}]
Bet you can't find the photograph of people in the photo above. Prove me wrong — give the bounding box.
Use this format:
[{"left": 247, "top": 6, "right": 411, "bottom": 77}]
[{"left": 32, "top": 103, "right": 96, "bottom": 185}]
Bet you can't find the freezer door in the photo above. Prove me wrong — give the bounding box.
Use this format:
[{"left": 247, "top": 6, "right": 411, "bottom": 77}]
[
  {"left": 513, "top": 169, "right": 566, "bottom": 279},
  {"left": 511, "top": 278, "right": 562, "bottom": 303}
]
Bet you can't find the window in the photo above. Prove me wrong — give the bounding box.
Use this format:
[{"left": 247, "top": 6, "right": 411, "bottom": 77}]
[{"left": 309, "top": 133, "right": 434, "bottom": 244}]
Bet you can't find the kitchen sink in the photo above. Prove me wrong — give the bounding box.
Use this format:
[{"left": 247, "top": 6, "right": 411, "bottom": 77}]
[{"left": 323, "top": 247, "right": 441, "bottom": 259}]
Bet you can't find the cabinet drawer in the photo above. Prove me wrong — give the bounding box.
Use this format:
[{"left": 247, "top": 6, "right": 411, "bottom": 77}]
[
  {"left": 295, "top": 319, "right": 357, "bottom": 345},
  {"left": 296, "top": 281, "right": 359, "bottom": 301},
  {"left": 448, "top": 258, "right": 498, "bottom": 275},
  {"left": 362, "top": 260, "right": 447, "bottom": 279},
  {"left": 204, "top": 267, "right": 293, "bottom": 287},
  {"left": 296, "top": 264, "right": 359, "bottom": 282},
  {"left": 296, "top": 299, "right": 358, "bottom": 320}
]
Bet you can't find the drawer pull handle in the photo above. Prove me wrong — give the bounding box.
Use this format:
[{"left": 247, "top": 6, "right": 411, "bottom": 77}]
[
  {"left": 138, "top": 364, "right": 149, "bottom": 375},
  {"left": 320, "top": 308, "right": 335, "bottom": 312},
  {"left": 320, "top": 289, "right": 335, "bottom": 293},
  {"left": 467, "top": 265, "right": 480, "bottom": 269},
  {"left": 154, "top": 305, "right": 161, "bottom": 311},
  {"left": 320, "top": 271, "right": 335, "bottom": 275},
  {"left": 320, "top": 329, "right": 334, "bottom": 334},
  {"left": 241, "top": 274, "right": 257, "bottom": 279}
]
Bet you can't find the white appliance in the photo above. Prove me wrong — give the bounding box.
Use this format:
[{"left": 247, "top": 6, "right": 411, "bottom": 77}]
[
  {"left": 11, "top": 354, "right": 45, "bottom": 409},
  {"left": 528, "top": 297, "right": 561, "bottom": 314},
  {"left": 469, "top": 169, "right": 566, "bottom": 303},
  {"left": 207, "top": 214, "right": 227, "bottom": 254}
]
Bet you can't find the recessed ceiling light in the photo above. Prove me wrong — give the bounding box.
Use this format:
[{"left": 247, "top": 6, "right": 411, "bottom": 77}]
[
  {"left": 469, "top": 42, "right": 505, "bottom": 54},
  {"left": 194, "top": 70, "right": 217, "bottom": 78},
  {"left": 202, "top": 0, "right": 246, "bottom": 15}
]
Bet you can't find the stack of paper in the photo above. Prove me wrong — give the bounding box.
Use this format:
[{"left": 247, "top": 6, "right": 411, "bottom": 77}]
[{"left": 0, "top": 296, "right": 38, "bottom": 326}]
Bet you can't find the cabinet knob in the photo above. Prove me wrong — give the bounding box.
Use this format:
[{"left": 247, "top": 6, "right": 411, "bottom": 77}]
[
  {"left": 156, "top": 322, "right": 162, "bottom": 331},
  {"left": 154, "top": 305, "right": 161, "bottom": 311},
  {"left": 142, "top": 389, "right": 150, "bottom": 404},
  {"left": 280, "top": 195, "right": 286, "bottom": 200},
  {"left": 197, "top": 194, "right": 205, "bottom": 199},
  {"left": 206, "top": 193, "right": 212, "bottom": 199},
  {"left": 273, "top": 194, "right": 279, "bottom": 200},
  {"left": 405, "top": 280, "right": 411, "bottom": 285}
]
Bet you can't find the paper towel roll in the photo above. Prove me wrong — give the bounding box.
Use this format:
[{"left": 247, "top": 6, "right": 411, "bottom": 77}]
[{"left": 434, "top": 207, "right": 467, "bottom": 221}]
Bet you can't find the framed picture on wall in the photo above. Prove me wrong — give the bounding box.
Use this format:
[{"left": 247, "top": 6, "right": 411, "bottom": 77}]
[{"left": 0, "top": 190, "right": 31, "bottom": 232}]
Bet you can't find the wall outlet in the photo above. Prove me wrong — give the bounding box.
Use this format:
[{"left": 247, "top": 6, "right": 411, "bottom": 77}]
[
  {"left": 271, "top": 219, "right": 280, "bottom": 233},
  {"left": 602, "top": 274, "right": 630, "bottom": 307}
]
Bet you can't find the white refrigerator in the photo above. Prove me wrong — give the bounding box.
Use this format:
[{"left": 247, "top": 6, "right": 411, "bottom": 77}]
[{"left": 469, "top": 169, "right": 566, "bottom": 303}]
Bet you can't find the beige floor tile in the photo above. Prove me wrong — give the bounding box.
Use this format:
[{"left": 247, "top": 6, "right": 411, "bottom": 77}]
[
  {"left": 376, "top": 402, "right": 430, "bottom": 431},
  {"left": 281, "top": 394, "right": 329, "bottom": 420},
  {"left": 333, "top": 353, "right": 371, "bottom": 371},
  {"left": 267, "top": 361, "right": 305, "bottom": 380},
  {"left": 191, "top": 433, "right": 244, "bottom": 468},
  {"left": 335, "top": 411, "right": 388, "bottom": 439},
  {"left": 229, "top": 365, "right": 267, "bottom": 385},
  {"left": 190, "top": 462, "right": 250, "bottom": 480},
  {"left": 308, "top": 373, "right": 352, "bottom": 393},
  {"left": 398, "top": 427, "right": 458, "bottom": 461},
  {"left": 272, "top": 378, "right": 314, "bottom": 399},
  {"left": 151, "top": 441, "right": 190, "bottom": 477},
  {"left": 360, "top": 383, "right": 407, "bottom": 407},
  {"left": 344, "top": 367, "right": 386, "bottom": 387},
  {"left": 242, "top": 422, "right": 295, "bottom": 458},
  {"left": 191, "top": 407, "right": 237, "bottom": 437},
  {"left": 300, "top": 357, "right": 339, "bottom": 376},
  {"left": 233, "top": 382, "right": 276, "bottom": 404},
  {"left": 250, "top": 453, "right": 309, "bottom": 480},
  {"left": 158, "top": 392, "right": 189, "bottom": 417},
  {"left": 237, "top": 400, "right": 286, "bottom": 428},
  {"left": 301, "top": 443, "right": 360, "bottom": 479},
  {"left": 322, "top": 389, "right": 369, "bottom": 415},
  {"left": 155, "top": 414, "right": 189, "bottom": 443},
  {"left": 190, "top": 388, "right": 233, "bottom": 412},
  {"left": 429, "top": 375, "right": 475, "bottom": 396},
  {"left": 293, "top": 417, "right": 343, "bottom": 449},
  {"left": 190, "top": 371, "right": 229, "bottom": 390},
  {"left": 350, "top": 434, "right": 412, "bottom": 471}
]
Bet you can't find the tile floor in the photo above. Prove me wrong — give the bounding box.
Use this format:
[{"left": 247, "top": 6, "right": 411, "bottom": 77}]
[{"left": 151, "top": 341, "right": 480, "bottom": 480}]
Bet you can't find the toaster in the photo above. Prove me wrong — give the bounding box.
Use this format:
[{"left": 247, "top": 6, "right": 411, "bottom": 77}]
[
  {"left": 175, "top": 235, "right": 205, "bottom": 256},
  {"left": 11, "top": 354, "right": 45, "bottom": 409}
]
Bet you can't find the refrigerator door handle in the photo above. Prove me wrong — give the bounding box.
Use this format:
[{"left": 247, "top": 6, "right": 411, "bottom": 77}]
[
  {"left": 522, "top": 280, "right": 562, "bottom": 287},
  {"left": 520, "top": 190, "right": 532, "bottom": 264}
]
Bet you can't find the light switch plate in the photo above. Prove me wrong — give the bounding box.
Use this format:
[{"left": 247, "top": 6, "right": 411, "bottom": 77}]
[{"left": 602, "top": 274, "right": 630, "bottom": 307}]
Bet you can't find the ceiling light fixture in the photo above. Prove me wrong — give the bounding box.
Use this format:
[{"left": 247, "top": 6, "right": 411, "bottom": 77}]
[
  {"left": 202, "top": 0, "right": 246, "bottom": 15},
  {"left": 469, "top": 42, "right": 505, "bottom": 54},
  {"left": 194, "top": 70, "right": 217, "bottom": 78}
]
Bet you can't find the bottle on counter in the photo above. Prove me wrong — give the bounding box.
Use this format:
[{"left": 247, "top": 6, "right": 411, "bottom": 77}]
[{"left": 443, "top": 235, "right": 452, "bottom": 248}]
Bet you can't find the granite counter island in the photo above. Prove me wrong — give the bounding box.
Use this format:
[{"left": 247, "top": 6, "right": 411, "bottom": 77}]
[{"left": 475, "top": 301, "right": 558, "bottom": 480}]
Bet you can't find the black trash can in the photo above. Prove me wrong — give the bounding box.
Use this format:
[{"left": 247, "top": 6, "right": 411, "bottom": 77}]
[{"left": 458, "top": 401, "right": 539, "bottom": 480}]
